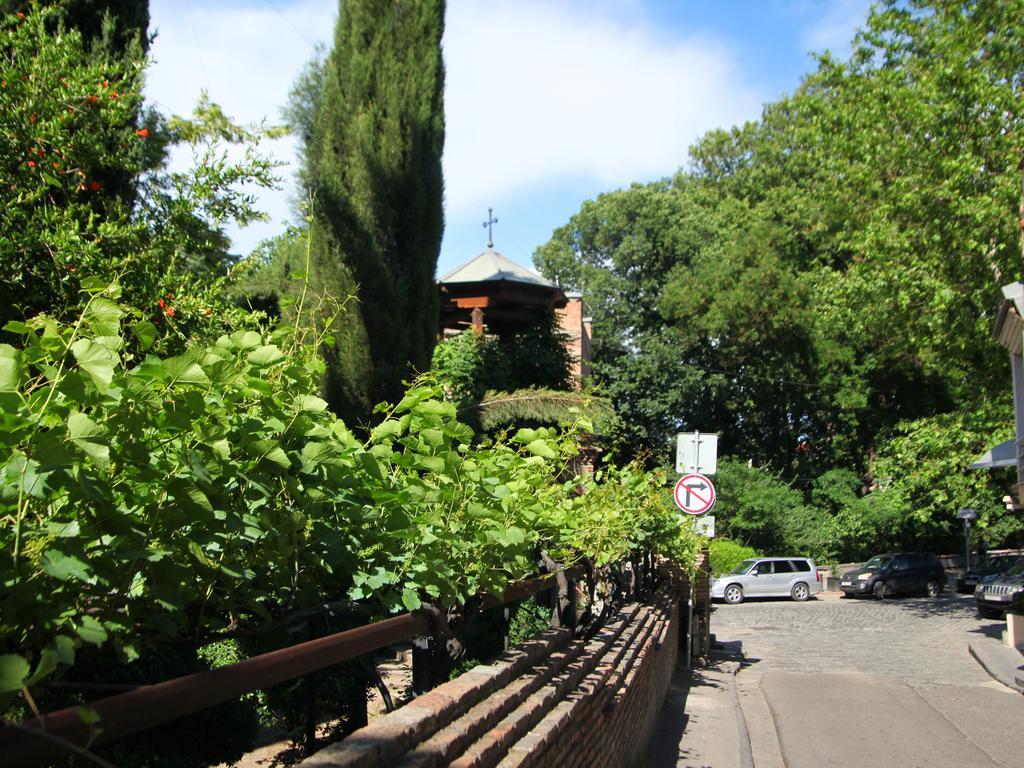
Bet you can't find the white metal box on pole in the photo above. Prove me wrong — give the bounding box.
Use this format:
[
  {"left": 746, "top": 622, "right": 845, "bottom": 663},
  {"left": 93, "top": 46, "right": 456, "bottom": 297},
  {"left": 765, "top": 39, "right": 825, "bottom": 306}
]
[{"left": 676, "top": 431, "right": 718, "bottom": 475}]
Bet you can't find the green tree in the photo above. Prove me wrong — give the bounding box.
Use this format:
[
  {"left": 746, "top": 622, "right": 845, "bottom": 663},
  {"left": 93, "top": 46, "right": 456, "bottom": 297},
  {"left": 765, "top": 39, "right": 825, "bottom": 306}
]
[
  {"left": 537, "top": 0, "right": 1024, "bottom": 500},
  {"left": 306, "top": 0, "right": 445, "bottom": 422}
]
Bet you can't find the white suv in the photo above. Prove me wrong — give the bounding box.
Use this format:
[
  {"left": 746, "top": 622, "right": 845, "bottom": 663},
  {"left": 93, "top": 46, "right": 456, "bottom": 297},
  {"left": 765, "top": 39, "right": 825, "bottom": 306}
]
[{"left": 711, "top": 557, "right": 821, "bottom": 604}]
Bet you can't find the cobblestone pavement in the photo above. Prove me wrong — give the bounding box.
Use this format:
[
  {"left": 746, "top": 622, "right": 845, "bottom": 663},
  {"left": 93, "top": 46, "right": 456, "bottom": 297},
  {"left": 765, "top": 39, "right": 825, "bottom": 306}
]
[{"left": 711, "top": 592, "right": 997, "bottom": 686}]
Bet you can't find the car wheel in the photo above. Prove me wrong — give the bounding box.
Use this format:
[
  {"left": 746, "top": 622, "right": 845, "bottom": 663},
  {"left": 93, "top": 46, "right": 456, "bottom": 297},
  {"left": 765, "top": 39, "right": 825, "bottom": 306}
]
[
  {"left": 873, "top": 581, "right": 887, "bottom": 599},
  {"left": 724, "top": 584, "right": 744, "bottom": 605},
  {"left": 925, "top": 579, "right": 942, "bottom": 598},
  {"left": 978, "top": 605, "right": 1003, "bottom": 620},
  {"left": 791, "top": 582, "right": 810, "bottom": 602}
]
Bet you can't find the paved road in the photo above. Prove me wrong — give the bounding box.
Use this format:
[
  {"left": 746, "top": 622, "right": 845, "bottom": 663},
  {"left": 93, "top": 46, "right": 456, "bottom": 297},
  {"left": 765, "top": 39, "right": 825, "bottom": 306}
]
[
  {"left": 712, "top": 592, "right": 994, "bottom": 685},
  {"left": 664, "top": 592, "right": 1024, "bottom": 768}
]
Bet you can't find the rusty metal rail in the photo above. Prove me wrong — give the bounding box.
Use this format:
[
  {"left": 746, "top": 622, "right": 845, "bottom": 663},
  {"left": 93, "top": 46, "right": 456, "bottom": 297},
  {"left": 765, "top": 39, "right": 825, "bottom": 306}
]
[{"left": 1, "top": 564, "right": 586, "bottom": 767}]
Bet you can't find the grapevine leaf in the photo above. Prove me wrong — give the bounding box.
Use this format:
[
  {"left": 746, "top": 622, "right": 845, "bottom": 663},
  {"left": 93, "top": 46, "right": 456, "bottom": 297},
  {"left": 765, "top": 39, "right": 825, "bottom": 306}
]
[
  {"left": 188, "top": 541, "right": 212, "bottom": 566},
  {"left": 24, "top": 646, "right": 60, "bottom": 687},
  {"left": 66, "top": 412, "right": 110, "bottom": 466},
  {"left": 395, "top": 388, "right": 431, "bottom": 413},
  {"left": 230, "top": 330, "right": 262, "bottom": 349},
  {"left": 370, "top": 419, "right": 403, "bottom": 442},
  {"left": 71, "top": 339, "right": 116, "bottom": 393},
  {"left": 163, "top": 356, "right": 210, "bottom": 386},
  {"left": 525, "top": 439, "right": 557, "bottom": 459},
  {"left": 415, "top": 456, "right": 445, "bottom": 473},
  {"left": 0, "top": 655, "right": 30, "bottom": 693},
  {"left": 402, "top": 588, "right": 422, "bottom": 611},
  {"left": 131, "top": 319, "right": 158, "bottom": 350},
  {"left": 247, "top": 345, "right": 285, "bottom": 368},
  {"left": 82, "top": 298, "right": 121, "bottom": 338},
  {"left": 75, "top": 616, "right": 108, "bottom": 646},
  {"left": 294, "top": 394, "right": 328, "bottom": 413},
  {"left": 0, "top": 344, "right": 21, "bottom": 391},
  {"left": 40, "top": 550, "right": 92, "bottom": 582}
]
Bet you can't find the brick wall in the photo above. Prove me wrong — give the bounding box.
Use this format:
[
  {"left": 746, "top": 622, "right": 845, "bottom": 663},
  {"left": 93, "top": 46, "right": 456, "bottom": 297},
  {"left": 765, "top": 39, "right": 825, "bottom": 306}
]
[
  {"left": 301, "top": 571, "right": 690, "bottom": 768},
  {"left": 555, "top": 294, "right": 592, "bottom": 388}
]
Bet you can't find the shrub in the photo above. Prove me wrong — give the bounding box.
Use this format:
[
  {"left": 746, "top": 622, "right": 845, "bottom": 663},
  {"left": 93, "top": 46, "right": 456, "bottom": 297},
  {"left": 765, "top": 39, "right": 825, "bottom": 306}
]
[{"left": 709, "top": 539, "right": 760, "bottom": 577}]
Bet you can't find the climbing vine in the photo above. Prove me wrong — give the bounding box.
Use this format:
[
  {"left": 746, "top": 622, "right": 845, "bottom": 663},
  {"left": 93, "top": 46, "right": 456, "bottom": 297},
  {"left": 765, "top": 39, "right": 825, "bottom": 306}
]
[{"left": 0, "top": 286, "right": 699, "bottom": 709}]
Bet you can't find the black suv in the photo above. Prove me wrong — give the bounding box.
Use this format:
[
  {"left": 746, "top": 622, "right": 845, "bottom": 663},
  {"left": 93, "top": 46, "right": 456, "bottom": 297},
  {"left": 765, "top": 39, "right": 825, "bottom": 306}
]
[{"left": 840, "top": 553, "right": 946, "bottom": 599}]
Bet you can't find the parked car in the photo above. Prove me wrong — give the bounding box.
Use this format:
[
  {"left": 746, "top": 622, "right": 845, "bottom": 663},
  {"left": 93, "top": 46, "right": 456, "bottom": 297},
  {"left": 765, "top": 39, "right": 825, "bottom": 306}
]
[
  {"left": 957, "top": 554, "right": 1024, "bottom": 594},
  {"left": 974, "top": 561, "right": 1024, "bottom": 619},
  {"left": 839, "top": 553, "right": 946, "bottom": 599},
  {"left": 711, "top": 557, "right": 821, "bottom": 604}
]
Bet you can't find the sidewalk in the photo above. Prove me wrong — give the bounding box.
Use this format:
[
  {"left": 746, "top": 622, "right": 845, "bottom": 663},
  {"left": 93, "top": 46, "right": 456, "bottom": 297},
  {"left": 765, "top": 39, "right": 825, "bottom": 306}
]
[
  {"left": 968, "top": 631, "right": 1024, "bottom": 694},
  {"left": 644, "top": 650, "right": 749, "bottom": 768}
]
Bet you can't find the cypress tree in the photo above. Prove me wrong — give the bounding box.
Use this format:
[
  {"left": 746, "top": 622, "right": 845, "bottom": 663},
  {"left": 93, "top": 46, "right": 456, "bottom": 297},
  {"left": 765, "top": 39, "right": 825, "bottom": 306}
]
[{"left": 307, "top": 0, "right": 445, "bottom": 422}]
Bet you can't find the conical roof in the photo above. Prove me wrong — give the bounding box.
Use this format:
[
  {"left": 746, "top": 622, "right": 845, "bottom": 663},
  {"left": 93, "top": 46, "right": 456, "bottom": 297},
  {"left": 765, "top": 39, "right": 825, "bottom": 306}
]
[{"left": 439, "top": 248, "right": 555, "bottom": 288}]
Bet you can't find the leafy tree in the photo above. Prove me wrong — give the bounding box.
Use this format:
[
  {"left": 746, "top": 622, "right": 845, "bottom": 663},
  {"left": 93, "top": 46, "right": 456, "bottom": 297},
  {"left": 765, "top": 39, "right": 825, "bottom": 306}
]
[
  {"left": 535, "top": 0, "right": 1024, "bottom": 554},
  {"left": 306, "top": 0, "right": 445, "bottom": 422},
  {"left": 0, "top": 5, "right": 280, "bottom": 343},
  {"left": 710, "top": 459, "right": 818, "bottom": 555}
]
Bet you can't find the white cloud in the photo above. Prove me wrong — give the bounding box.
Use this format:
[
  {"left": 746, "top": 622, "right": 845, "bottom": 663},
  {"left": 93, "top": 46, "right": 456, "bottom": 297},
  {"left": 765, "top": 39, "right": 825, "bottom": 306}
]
[
  {"left": 443, "top": 0, "right": 761, "bottom": 215},
  {"left": 799, "top": 0, "right": 872, "bottom": 55},
  {"left": 146, "top": 1, "right": 762, "bottom": 253},
  {"left": 146, "top": 0, "right": 335, "bottom": 254}
]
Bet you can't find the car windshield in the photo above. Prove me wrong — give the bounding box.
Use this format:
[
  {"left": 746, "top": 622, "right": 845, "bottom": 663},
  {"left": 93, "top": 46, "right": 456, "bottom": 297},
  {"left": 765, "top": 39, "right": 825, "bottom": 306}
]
[
  {"left": 729, "top": 559, "right": 758, "bottom": 575},
  {"left": 1002, "top": 561, "right": 1024, "bottom": 578},
  {"left": 862, "top": 555, "right": 893, "bottom": 570},
  {"left": 979, "top": 556, "right": 1019, "bottom": 575}
]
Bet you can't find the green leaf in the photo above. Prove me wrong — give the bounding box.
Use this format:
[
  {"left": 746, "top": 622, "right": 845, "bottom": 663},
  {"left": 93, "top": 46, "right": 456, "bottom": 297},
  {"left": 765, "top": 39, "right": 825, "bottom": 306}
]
[
  {"left": 131, "top": 319, "right": 158, "bottom": 351},
  {"left": 169, "top": 480, "right": 213, "bottom": 513},
  {"left": 75, "top": 707, "right": 102, "bottom": 725},
  {"left": 164, "top": 355, "right": 210, "bottom": 387},
  {"left": 2, "top": 456, "right": 45, "bottom": 500},
  {"left": 75, "top": 616, "right": 107, "bottom": 646},
  {"left": 71, "top": 339, "right": 117, "bottom": 393},
  {"left": 294, "top": 394, "right": 328, "bottom": 413},
  {"left": 525, "top": 439, "right": 557, "bottom": 459},
  {"left": 247, "top": 345, "right": 285, "bottom": 368},
  {"left": 420, "top": 428, "right": 443, "bottom": 448},
  {"left": 40, "top": 550, "right": 92, "bottom": 582},
  {"left": 415, "top": 456, "right": 445, "bottom": 473},
  {"left": 0, "top": 655, "right": 30, "bottom": 693},
  {"left": 82, "top": 298, "right": 121, "bottom": 338},
  {"left": 54, "top": 636, "right": 75, "bottom": 664},
  {"left": 254, "top": 441, "right": 290, "bottom": 471},
  {"left": 358, "top": 452, "right": 384, "bottom": 480},
  {"left": 230, "top": 330, "right": 262, "bottom": 349},
  {"left": 188, "top": 541, "right": 212, "bottom": 567},
  {"left": 208, "top": 439, "right": 230, "bottom": 460},
  {"left": 301, "top": 441, "right": 338, "bottom": 465},
  {"left": 66, "top": 411, "right": 110, "bottom": 466},
  {"left": 395, "top": 388, "right": 431, "bottom": 413},
  {"left": 0, "top": 345, "right": 21, "bottom": 392},
  {"left": 78, "top": 276, "right": 109, "bottom": 294},
  {"left": 402, "top": 588, "right": 422, "bottom": 612},
  {"left": 24, "top": 646, "right": 60, "bottom": 687},
  {"left": 505, "top": 526, "right": 527, "bottom": 545},
  {"left": 371, "top": 419, "right": 403, "bottom": 442},
  {"left": 513, "top": 428, "right": 539, "bottom": 444}
]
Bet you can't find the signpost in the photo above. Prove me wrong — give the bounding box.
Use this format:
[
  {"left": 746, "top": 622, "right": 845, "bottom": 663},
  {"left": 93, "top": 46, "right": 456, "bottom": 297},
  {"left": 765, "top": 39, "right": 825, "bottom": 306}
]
[
  {"left": 957, "top": 508, "right": 977, "bottom": 571},
  {"left": 674, "top": 473, "right": 716, "bottom": 516},
  {"left": 694, "top": 515, "right": 715, "bottom": 538},
  {"left": 676, "top": 432, "right": 718, "bottom": 475}
]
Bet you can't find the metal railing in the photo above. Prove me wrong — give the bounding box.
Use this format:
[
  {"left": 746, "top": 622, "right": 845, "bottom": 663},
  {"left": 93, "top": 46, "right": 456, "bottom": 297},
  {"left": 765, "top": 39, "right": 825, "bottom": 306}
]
[{"left": 1, "top": 564, "right": 587, "bottom": 768}]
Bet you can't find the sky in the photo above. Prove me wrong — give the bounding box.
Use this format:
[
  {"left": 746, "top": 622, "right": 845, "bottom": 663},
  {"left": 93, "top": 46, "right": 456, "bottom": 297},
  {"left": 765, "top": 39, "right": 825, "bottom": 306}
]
[{"left": 145, "top": 0, "right": 872, "bottom": 277}]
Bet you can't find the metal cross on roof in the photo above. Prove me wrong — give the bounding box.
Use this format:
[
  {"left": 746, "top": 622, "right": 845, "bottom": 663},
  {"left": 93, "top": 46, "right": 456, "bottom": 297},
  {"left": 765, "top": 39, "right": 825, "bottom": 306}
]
[{"left": 482, "top": 207, "right": 499, "bottom": 248}]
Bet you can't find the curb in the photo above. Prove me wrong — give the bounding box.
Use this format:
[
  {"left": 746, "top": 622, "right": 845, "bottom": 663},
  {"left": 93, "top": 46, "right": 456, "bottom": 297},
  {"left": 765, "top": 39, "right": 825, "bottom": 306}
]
[
  {"left": 967, "top": 639, "right": 1024, "bottom": 694},
  {"left": 726, "top": 661, "right": 755, "bottom": 768}
]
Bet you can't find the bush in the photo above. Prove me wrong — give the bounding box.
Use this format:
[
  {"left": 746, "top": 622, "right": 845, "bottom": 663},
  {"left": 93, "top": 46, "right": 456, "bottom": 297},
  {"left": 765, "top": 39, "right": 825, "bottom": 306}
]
[{"left": 709, "top": 539, "right": 760, "bottom": 577}]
